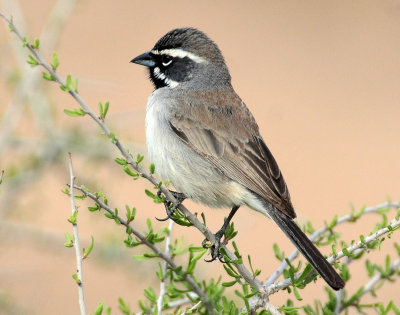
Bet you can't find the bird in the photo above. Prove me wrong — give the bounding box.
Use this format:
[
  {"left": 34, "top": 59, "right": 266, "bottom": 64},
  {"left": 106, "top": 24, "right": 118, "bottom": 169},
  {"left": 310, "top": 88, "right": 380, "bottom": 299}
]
[{"left": 130, "top": 27, "right": 345, "bottom": 290}]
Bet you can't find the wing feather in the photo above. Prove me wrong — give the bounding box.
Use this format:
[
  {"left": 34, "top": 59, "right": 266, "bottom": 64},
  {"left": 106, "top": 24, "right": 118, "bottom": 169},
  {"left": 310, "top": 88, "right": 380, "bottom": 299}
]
[{"left": 168, "top": 89, "right": 296, "bottom": 218}]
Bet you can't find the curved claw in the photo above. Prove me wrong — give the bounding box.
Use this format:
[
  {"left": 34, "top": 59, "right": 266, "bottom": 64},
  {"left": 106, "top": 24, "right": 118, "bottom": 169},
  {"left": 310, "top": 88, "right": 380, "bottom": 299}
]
[
  {"left": 203, "top": 234, "right": 226, "bottom": 263},
  {"left": 155, "top": 215, "right": 170, "bottom": 222},
  {"left": 204, "top": 256, "right": 217, "bottom": 263}
]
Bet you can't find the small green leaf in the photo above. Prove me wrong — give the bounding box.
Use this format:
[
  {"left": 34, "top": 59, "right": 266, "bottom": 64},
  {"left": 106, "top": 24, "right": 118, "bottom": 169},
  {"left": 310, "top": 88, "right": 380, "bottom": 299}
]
[
  {"left": 32, "top": 38, "right": 40, "bottom": 49},
  {"left": 145, "top": 189, "right": 156, "bottom": 199},
  {"left": 273, "top": 243, "right": 285, "bottom": 261},
  {"left": 51, "top": 52, "right": 60, "bottom": 70},
  {"left": 342, "top": 247, "right": 355, "bottom": 257},
  {"left": 64, "top": 232, "right": 74, "bottom": 247},
  {"left": 83, "top": 236, "right": 95, "bottom": 259},
  {"left": 104, "top": 212, "right": 114, "bottom": 219},
  {"left": 63, "top": 108, "right": 86, "bottom": 117},
  {"left": 27, "top": 54, "right": 38, "bottom": 66},
  {"left": 67, "top": 210, "right": 78, "bottom": 224},
  {"left": 42, "top": 71, "right": 55, "bottom": 81},
  {"left": 327, "top": 215, "right": 338, "bottom": 229},
  {"left": 72, "top": 273, "right": 81, "bottom": 285},
  {"left": 94, "top": 302, "right": 104, "bottom": 315},
  {"left": 222, "top": 280, "right": 238, "bottom": 287},
  {"left": 149, "top": 163, "right": 155, "bottom": 174},
  {"left": 114, "top": 157, "right": 128, "bottom": 165},
  {"left": 136, "top": 154, "right": 144, "bottom": 164},
  {"left": 292, "top": 286, "right": 303, "bottom": 301},
  {"left": 103, "top": 101, "right": 109, "bottom": 118}
]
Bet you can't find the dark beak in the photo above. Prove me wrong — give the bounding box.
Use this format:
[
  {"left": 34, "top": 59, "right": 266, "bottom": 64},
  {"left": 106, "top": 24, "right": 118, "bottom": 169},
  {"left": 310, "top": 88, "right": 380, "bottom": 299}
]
[{"left": 130, "top": 51, "right": 156, "bottom": 67}]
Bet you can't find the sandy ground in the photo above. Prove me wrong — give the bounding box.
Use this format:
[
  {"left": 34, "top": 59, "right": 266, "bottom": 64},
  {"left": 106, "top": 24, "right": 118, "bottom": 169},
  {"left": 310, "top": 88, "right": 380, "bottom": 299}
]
[{"left": 0, "top": 1, "right": 399, "bottom": 314}]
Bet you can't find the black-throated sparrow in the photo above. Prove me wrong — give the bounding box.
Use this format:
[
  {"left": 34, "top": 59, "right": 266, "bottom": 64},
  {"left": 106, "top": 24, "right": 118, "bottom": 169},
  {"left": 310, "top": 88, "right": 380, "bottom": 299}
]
[{"left": 131, "top": 28, "right": 344, "bottom": 290}]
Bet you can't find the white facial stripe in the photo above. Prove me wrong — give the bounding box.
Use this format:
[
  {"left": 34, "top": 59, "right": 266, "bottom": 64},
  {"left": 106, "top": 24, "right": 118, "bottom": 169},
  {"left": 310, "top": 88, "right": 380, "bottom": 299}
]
[
  {"left": 152, "top": 48, "right": 206, "bottom": 64},
  {"left": 153, "top": 67, "right": 179, "bottom": 88}
]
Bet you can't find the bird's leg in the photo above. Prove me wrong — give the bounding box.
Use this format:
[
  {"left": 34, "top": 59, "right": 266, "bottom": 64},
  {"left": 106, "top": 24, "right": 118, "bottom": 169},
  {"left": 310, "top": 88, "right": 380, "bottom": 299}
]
[
  {"left": 156, "top": 190, "right": 186, "bottom": 221},
  {"left": 203, "top": 205, "right": 240, "bottom": 262}
]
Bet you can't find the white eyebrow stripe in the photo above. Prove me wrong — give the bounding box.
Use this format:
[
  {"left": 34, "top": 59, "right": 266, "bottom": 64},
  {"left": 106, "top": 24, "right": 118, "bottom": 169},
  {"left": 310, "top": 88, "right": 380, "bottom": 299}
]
[{"left": 151, "top": 48, "right": 207, "bottom": 64}]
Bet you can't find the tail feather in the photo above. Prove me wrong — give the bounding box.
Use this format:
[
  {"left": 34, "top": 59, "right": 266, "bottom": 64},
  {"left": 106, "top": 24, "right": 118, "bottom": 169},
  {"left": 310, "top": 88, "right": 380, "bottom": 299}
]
[{"left": 265, "top": 205, "right": 345, "bottom": 290}]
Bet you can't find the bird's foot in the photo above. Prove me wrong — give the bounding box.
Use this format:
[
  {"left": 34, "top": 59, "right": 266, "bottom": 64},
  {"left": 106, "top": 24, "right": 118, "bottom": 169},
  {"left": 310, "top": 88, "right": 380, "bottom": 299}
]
[
  {"left": 202, "top": 229, "right": 226, "bottom": 263},
  {"left": 156, "top": 190, "right": 186, "bottom": 222}
]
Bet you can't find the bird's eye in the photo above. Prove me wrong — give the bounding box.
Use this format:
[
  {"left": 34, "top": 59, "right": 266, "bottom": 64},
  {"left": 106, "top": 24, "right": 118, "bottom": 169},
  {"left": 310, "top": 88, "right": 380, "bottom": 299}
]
[{"left": 161, "top": 55, "right": 173, "bottom": 67}]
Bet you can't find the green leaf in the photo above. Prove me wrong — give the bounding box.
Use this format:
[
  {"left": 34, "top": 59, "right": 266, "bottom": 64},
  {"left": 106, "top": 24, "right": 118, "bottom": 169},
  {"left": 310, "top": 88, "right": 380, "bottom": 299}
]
[
  {"left": 27, "top": 54, "right": 38, "bottom": 66},
  {"left": 223, "top": 264, "right": 239, "bottom": 278},
  {"left": 114, "top": 157, "right": 127, "bottom": 165},
  {"left": 122, "top": 165, "right": 138, "bottom": 178},
  {"left": 145, "top": 189, "right": 156, "bottom": 199},
  {"left": 64, "top": 231, "right": 74, "bottom": 247},
  {"left": 222, "top": 280, "right": 238, "bottom": 287},
  {"left": 296, "top": 263, "right": 313, "bottom": 283},
  {"left": 67, "top": 210, "right": 78, "bottom": 224},
  {"left": 51, "top": 52, "right": 60, "bottom": 70},
  {"left": 42, "top": 71, "right": 55, "bottom": 81},
  {"left": 327, "top": 215, "right": 338, "bottom": 229},
  {"left": 66, "top": 74, "right": 78, "bottom": 92},
  {"left": 72, "top": 273, "right": 81, "bottom": 285},
  {"left": 83, "top": 236, "right": 94, "bottom": 259},
  {"left": 32, "top": 38, "right": 40, "bottom": 49},
  {"left": 136, "top": 154, "right": 144, "bottom": 164},
  {"left": 342, "top": 247, "right": 355, "bottom": 258},
  {"left": 292, "top": 286, "right": 302, "bottom": 301},
  {"left": 118, "top": 297, "right": 131, "bottom": 314},
  {"left": 88, "top": 203, "right": 100, "bottom": 212},
  {"left": 273, "top": 243, "right": 285, "bottom": 261},
  {"left": 103, "top": 101, "right": 109, "bottom": 118},
  {"left": 94, "top": 302, "right": 104, "bottom": 315},
  {"left": 63, "top": 108, "right": 86, "bottom": 117},
  {"left": 149, "top": 163, "right": 155, "bottom": 174},
  {"left": 104, "top": 212, "right": 114, "bottom": 219}
]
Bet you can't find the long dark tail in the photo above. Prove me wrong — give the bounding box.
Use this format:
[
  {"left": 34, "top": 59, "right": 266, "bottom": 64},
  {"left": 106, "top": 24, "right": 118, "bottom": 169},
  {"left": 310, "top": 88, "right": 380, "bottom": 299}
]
[{"left": 265, "top": 205, "right": 345, "bottom": 290}]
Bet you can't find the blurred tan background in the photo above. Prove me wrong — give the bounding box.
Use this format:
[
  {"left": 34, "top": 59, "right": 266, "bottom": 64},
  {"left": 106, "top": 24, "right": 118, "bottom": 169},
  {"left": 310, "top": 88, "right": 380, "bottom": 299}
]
[{"left": 0, "top": 0, "right": 399, "bottom": 314}]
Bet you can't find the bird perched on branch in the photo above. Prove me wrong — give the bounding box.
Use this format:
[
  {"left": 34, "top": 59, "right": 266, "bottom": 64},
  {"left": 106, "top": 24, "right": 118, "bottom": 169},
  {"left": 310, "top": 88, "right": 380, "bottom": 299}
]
[{"left": 131, "top": 27, "right": 344, "bottom": 290}]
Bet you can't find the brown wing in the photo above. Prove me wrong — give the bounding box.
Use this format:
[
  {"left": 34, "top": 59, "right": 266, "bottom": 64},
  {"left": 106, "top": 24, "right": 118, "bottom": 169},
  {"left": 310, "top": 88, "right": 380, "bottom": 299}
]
[{"left": 168, "top": 89, "right": 296, "bottom": 219}]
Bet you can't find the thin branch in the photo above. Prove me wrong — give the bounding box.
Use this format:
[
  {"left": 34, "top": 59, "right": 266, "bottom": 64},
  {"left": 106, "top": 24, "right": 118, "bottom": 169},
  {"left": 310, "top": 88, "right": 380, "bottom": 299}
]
[
  {"left": 157, "top": 220, "right": 174, "bottom": 315},
  {"left": 335, "top": 257, "right": 349, "bottom": 314},
  {"left": 265, "top": 215, "right": 400, "bottom": 296},
  {"left": 182, "top": 300, "right": 202, "bottom": 315},
  {"left": 356, "top": 257, "right": 400, "bottom": 303},
  {"left": 73, "top": 184, "right": 215, "bottom": 314},
  {"left": 0, "top": 170, "right": 4, "bottom": 185},
  {"left": 264, "top": 303, "right": 282, "bottom": 315},
  {"left": 68, "top": 154, "right": 87, "bottom": 315},
  {"left": 266, "top": 202, "right": 400, "bottom": 286},
  {"left": 0, "top": 13, "right": 262, "bottom": 297}
]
